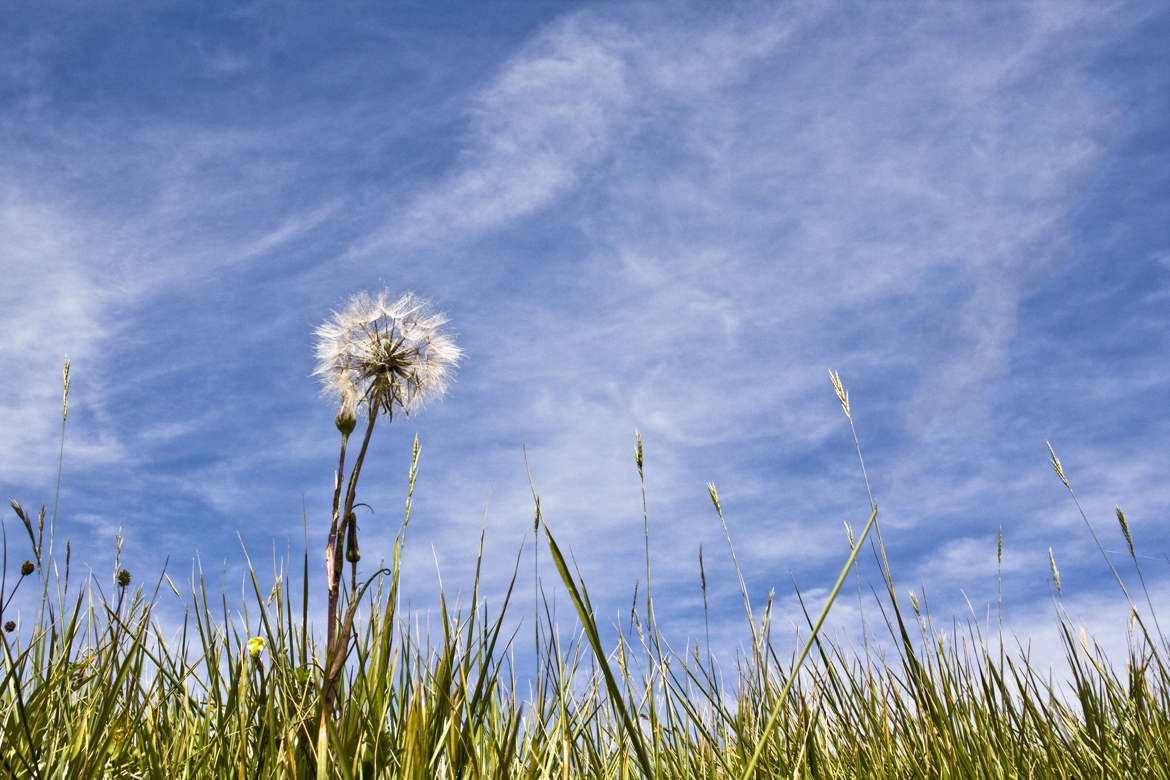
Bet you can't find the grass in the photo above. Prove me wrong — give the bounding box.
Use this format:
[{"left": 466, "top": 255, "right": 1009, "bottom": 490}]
[{"left": 3, "top": 364, "right": 1170, "bottom": 778}]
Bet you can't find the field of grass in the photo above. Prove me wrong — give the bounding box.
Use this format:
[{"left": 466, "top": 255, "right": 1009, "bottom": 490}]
[{"left": 3, "top": 362, "right": 1168, "bottom": 779}]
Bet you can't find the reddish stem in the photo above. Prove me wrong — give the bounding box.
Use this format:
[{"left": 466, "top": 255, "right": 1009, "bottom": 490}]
[{"left": 324, "top": 407, "right": 379, "bottom": 709}]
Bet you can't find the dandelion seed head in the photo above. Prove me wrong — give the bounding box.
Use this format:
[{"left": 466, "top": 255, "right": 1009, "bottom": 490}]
[{"left": 314, "top": 290, "right": 461, "bottom": 419}]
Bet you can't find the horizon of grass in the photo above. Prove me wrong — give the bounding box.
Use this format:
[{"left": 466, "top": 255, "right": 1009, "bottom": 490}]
[{"left": 3, "top": 363, "right": 1170, "bottom": 778}]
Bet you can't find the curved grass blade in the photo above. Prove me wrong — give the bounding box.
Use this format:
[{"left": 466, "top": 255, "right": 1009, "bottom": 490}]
[{"left": 543, "top": 523, "right": 655, "bottom": 779}]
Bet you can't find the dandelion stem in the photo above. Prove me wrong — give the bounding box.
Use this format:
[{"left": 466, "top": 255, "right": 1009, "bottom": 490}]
[
  {"left": 325, "top": 407, "right": 378, "bottom": 709},
  {"left": 324, "top": 433, "right": 350, "bottom": 649}
]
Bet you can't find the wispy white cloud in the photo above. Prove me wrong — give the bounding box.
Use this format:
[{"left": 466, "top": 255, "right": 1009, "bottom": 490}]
[
  {"left": 0, "top": 198, "right": 127, "bottom": 484},
  {"left": 323, "top": 2, "right": 1170, "bottom": 663},
  {"left": 1, "top": 0, "right": 1165, "bottom": 681},
  {"left": 356, "top": 18, "right": 638, "bottom": 253}
]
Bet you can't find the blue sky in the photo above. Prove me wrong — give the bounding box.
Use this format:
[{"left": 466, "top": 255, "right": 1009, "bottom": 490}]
[{"left": 3, "top": 0, "right": 1169, "bottom": 674}]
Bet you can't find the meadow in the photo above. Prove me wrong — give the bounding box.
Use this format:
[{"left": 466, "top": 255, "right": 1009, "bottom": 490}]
[{"left": 3, "top": 342, "right": 1169, "bottom": 779}]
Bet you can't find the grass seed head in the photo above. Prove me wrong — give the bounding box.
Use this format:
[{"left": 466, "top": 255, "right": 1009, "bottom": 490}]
[
  {"left": 828, "top": 369, "right": 851, "bottom": 420},
  {"left": 706, "top": 482, "right": 721, "bottom": 514},
  {"left": 1046, "top": 441, "right": 1069, "bottom": 488},
  {"left": 1116, "top": 506, "right": 1134, "bottom": 557},
  {"left": 62, "top": 354, "right": 71, "bottom": 421},
  {"left": 634, "top": 428, "right": 644, "bottom": 478},
  {"left": 698, "top": 545, "right": 707, "bottom": 598}
]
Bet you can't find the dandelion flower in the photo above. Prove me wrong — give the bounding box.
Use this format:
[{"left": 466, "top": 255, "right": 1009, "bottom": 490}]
[{"left": 314, "top": 290, "right": 461, "bottom": 419}]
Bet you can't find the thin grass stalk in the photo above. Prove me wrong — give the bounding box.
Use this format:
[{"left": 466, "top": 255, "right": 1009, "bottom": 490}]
[{"left": 741, "top": 505, "right": 878, "bottom": 780}]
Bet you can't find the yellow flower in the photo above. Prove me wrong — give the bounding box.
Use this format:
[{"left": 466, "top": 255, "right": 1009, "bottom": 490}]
[{"left": 246, "top": 637, "right": 266, "bottom": 658}]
